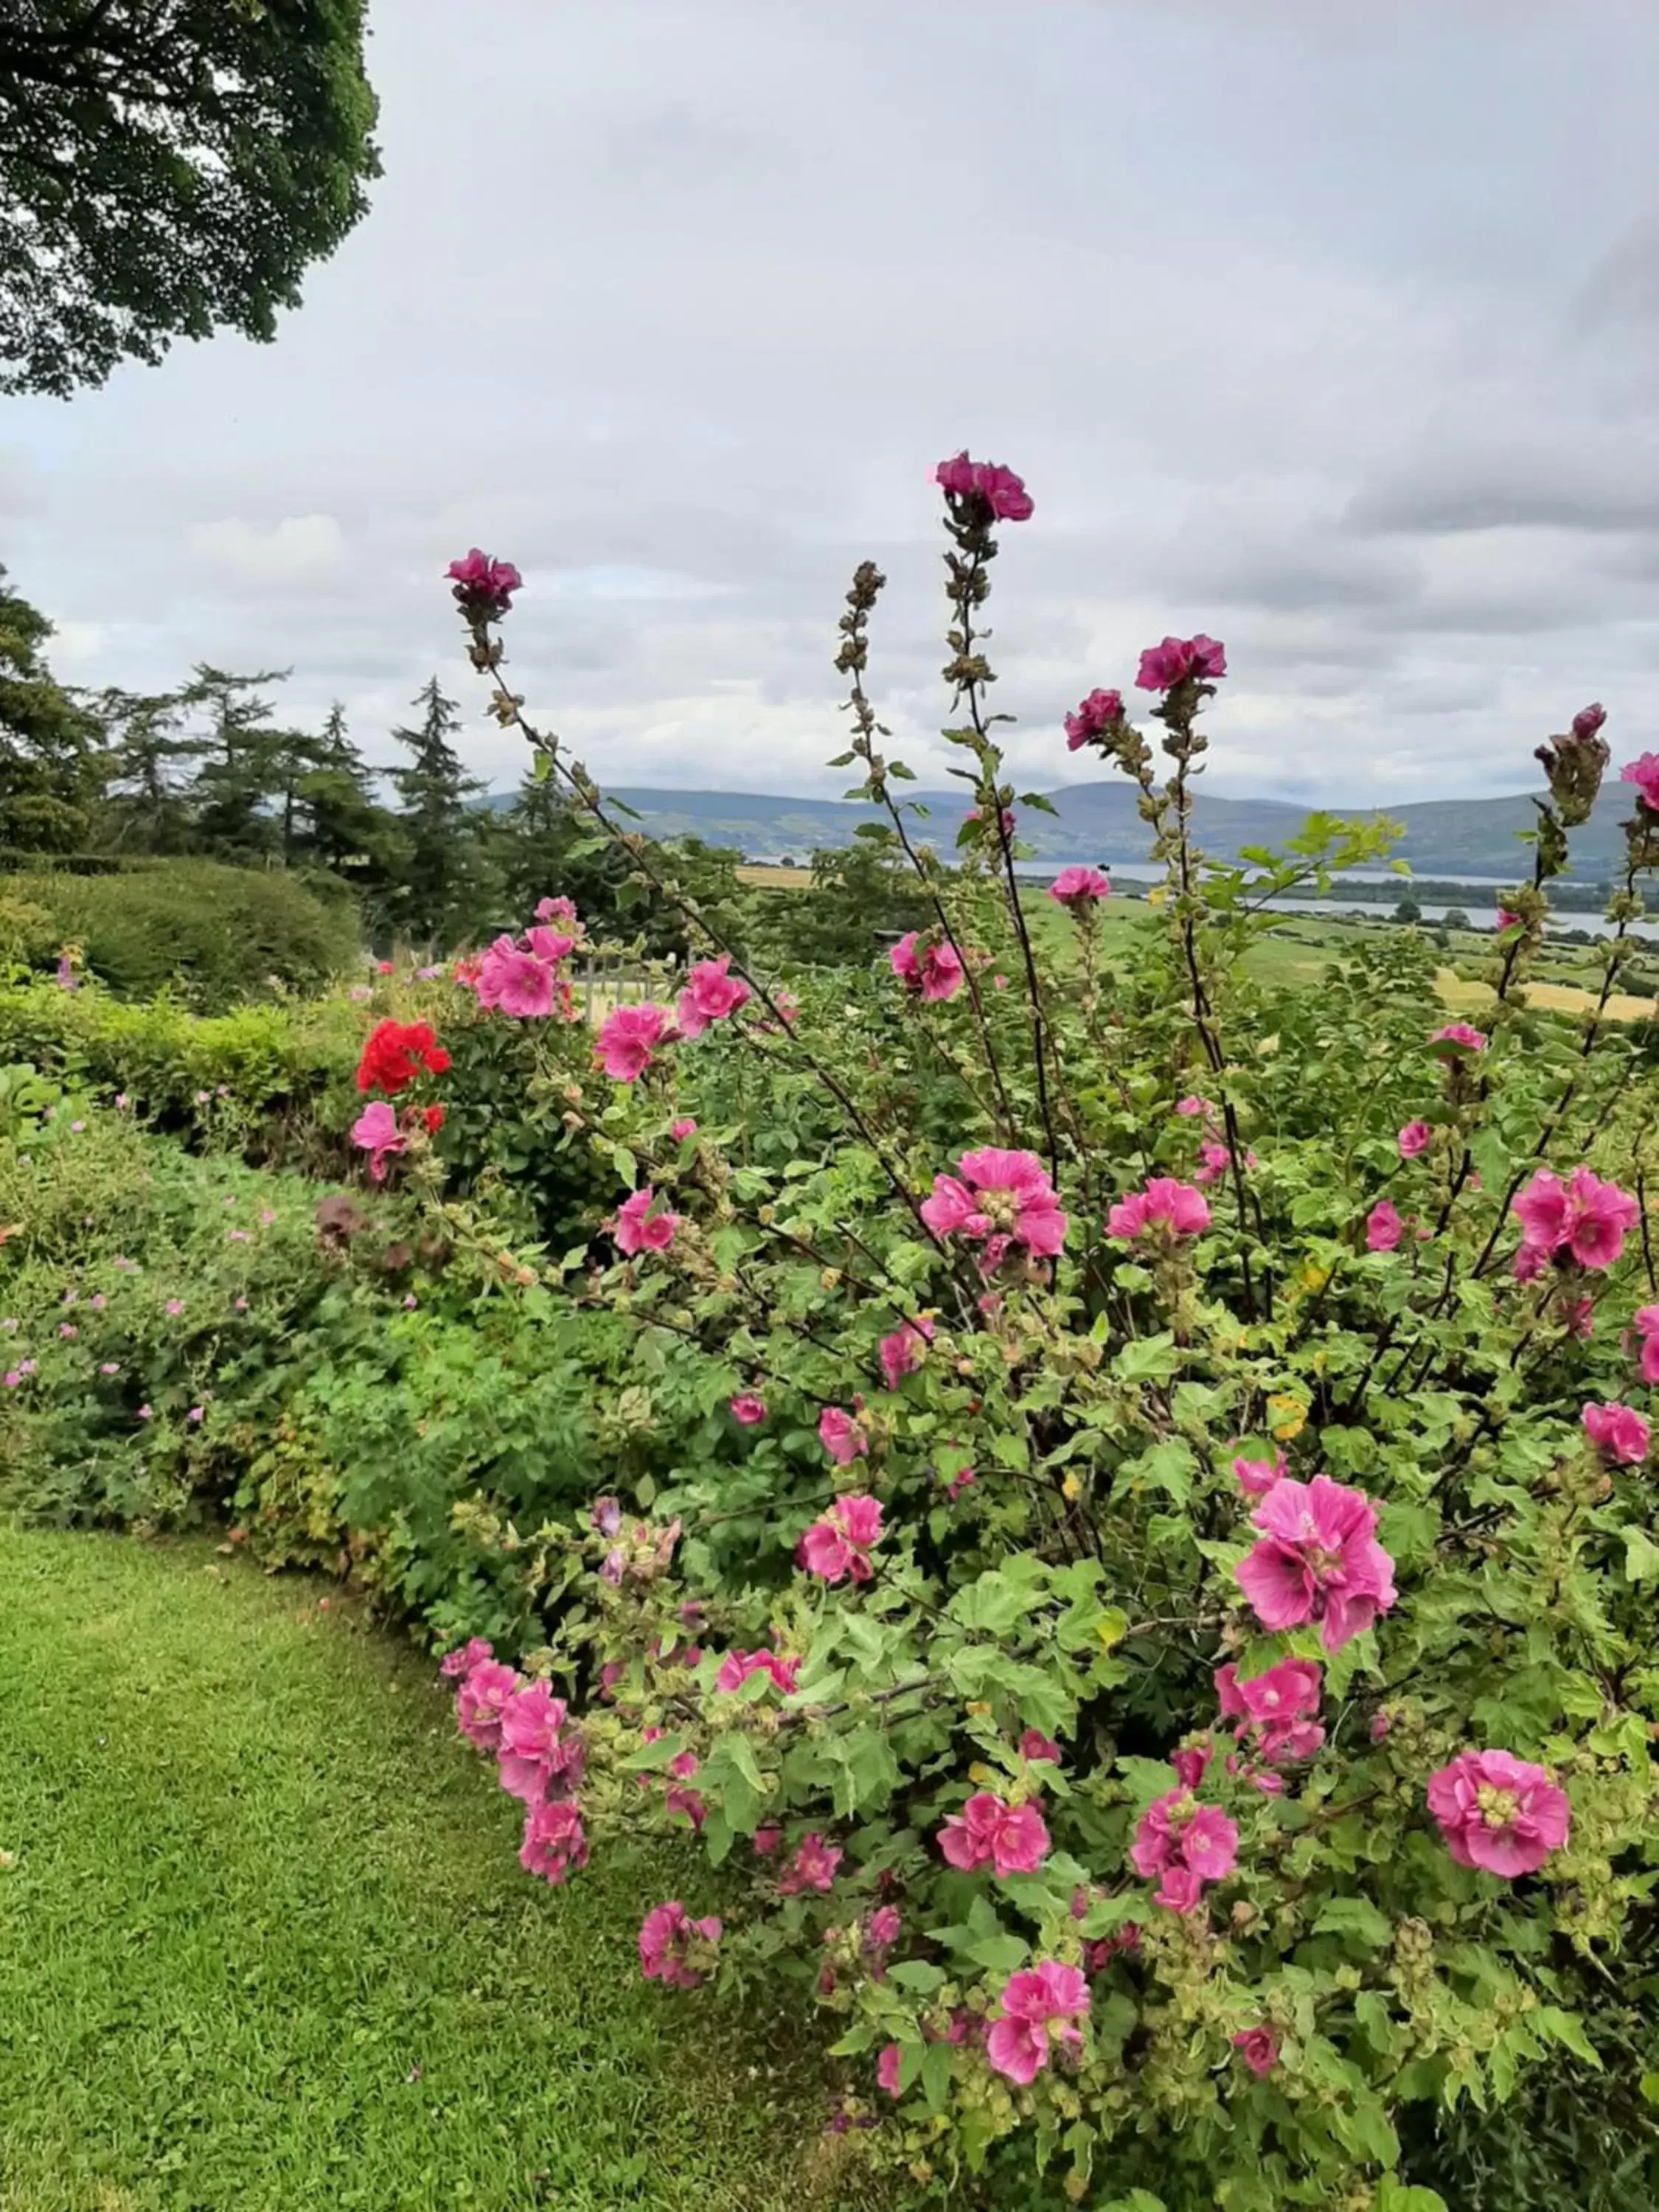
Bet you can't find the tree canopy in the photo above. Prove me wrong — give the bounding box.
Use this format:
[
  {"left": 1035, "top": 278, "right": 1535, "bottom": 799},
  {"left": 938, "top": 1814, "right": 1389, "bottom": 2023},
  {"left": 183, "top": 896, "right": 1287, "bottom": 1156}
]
[{"left": 0, "top": 1, "right": 380, "bottom": 397}]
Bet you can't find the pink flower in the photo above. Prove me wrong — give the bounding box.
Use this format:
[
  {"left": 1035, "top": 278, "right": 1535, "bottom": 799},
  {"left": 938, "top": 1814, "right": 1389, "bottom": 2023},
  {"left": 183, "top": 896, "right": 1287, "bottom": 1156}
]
[
  {"left": 519, "top": 1798, "right": 587, "bottom": 1885},
  {"left": 670, "top": 1117, "right": 698, "bottom": 1142},
  {"left": 456, "top": 1659, "right": 521, "bottom": 1750},
  {"left": 985, "top": 1963, "right": 1090, "bottom": 2087},
  {"left": 752, "top": 1825, "right": 782, "bottom": 1857},
  {"left": 475, "top": 934, "right": 560, "bottom": 1018},
  {"left": 1235, "top": 1475, "right": 1397, "bottom": 1653},
  {"left": 942, "top": 1464, "right": 976, "bottom": 1501},
  {"left": 1621, "top": 753, "right": 1659, "bottom": 813},
  {"left": 888, "top": 931, "right": 964, "bottom": 1003},
  {"left": 639, "top": 1901, "right": 723, "bottom": 1988},
  {"left": 1107, "top": 1177, "right": 1210, "bottom": 1242},
  {"left": 497, "top": 1680, "right": 573, "bottom": 1804},
  {"left": 1194, "top": 1138, "right": 1252, "bottom": 1186},
  {"left": 778, "top": 1832, "right": 844, "bottom": 1894},
  {"left": 920, "top": 1147, "right": 1068, "bottom": 1273},
  {"left": 1233, "top": 2028, "right": 1279, "bottom": 2079},
  {"left": 729, "top": 1391, "right": 767, "bottom": 1425},
  {"left": 1426, "top": 1749, "right": 1570, "bottom": 1878},
  {"left": 1513, "top": 1166, "right": 1640, "bottom": 1271},
  {"left": 1583, "top": 1401, "right": 1650, "bottom": 1466},
  {"left": 938, "top": 1792, "right": 1051, "bottom": 1879},
  {"left": 1497, "top": 909, "right": 1522, "bottom": 933},
  {"left": 1020, "top": 1729, "right": 1060, "bottom": 1764},
  {"left": 610, "top": 1186, "right": 680, "bottom": 1256},
  {"left": 1176, "top": 1095, "right": 1215, "bottom": 1120},
  {"left": 714, "top": 1649, "right": 800, "bottom": 1697},
  {"left": 535, "top": 894, "right": 577, "bottom": 925},
  {"left": 817, "top": 1405, "right": 866, "bottom": 1465},
  {"left": 676, "top": 956, "right": 751, "bottom": 1039},
  {"left": 797, "top": 1495, "right": 883, "bottom": 1584},
  {"left": 1169, "top": 1743, "right": 1211, "bottom": 1790},
  {"left": 1573, "top": 703, "right": 1608, "bottom": 739},
  {"left": 875, "top": 2044, "right": 903, "bottom": 2098},
  {"left": 879, "top": 1317, "right": 935, "bottom": 1391},
  {"left": 1398, "top": 1121, "right": 1432, "bottom": 1159},
  {"left": 1366, "top": 1200, "right": 1404, "bottom": 1253},
  {"left": 1558, "top": 1294, "right": 1596, "bottom": 1340},
  {"left": 440, "top": 1637, "right": 494, "bottom": 1680},
  {"left": 1231, "top": 1448, "right": 1286, "bottom": 1499},
  {"left": 1129, "top": 1789, "right": 1239, "bottom": 1912},
  {"left": 595, "top": 1002, "right": 672, "bottom": 1082},
  {"left": 447, "top": 547, "right": 521, "bottom": 617},
  {"left": 350, "top": 1099, "right": 406, "bottom": 1181},
  {"left": 1135, "top": 634, "right": 1227, "bottom": 692},
  {"left": 935, "top": 451, "right": 1034, "bottom": 523},
  {"left": 1063, "top": 688, "right": 1124, "bottom": 751},
  {"left": 1429, "top": 1023, "right": 1486, "bottom": 1054},
  {"left": 1047, "top": 865, "right": 1111, "bottom": 907}
]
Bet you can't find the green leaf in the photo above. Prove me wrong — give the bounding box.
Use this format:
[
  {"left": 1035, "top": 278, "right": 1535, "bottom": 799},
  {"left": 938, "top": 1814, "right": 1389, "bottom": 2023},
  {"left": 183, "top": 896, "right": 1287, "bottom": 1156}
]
[
  {"left": 1623, "top": 1528, "right": 1659, "bottom": 1585},
  {"left": 1312, "top": 1896, "right": 1394, "bottom": 1949},
  {"left": 610, "top": 1144, "right": 637, "bottom": 1188},
  {"left": 887, "top": 1959, "right": 947, "bottom": 1992}
]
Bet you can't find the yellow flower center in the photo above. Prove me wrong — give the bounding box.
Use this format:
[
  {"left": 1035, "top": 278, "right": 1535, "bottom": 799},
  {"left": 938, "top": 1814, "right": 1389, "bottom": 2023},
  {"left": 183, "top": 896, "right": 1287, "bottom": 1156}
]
[{"left": 1476, "top": 1785, "right": 1517, "bottom": 1831}]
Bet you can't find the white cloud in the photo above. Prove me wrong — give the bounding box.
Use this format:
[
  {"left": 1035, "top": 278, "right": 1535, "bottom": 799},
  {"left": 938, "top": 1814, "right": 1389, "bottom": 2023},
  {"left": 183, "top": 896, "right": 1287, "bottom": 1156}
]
[{"left": 187, "top": 514, "right": 347, "bottom": 589}]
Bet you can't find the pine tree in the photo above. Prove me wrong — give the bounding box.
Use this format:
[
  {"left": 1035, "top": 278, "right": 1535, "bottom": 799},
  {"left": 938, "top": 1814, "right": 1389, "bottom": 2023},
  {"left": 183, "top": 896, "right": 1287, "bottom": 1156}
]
[
  {"left": 94, "top": 684, "right": 205, "bottom": 852},
  {"left": 386, "top": 676, "right": 490, "bottom": 945},
  {"left": 185, "top": 664, "right": 293, "bottom": 858},
  {"left": 0, "top": 564, "right": 106, "bottom": 852},
  {"left": 296, "top": 703, "right": 408, "bottom": 919}
]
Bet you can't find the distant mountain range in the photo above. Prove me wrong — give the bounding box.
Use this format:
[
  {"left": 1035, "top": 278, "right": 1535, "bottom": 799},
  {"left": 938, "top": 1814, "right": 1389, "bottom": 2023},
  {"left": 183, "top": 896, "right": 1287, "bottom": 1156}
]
[{"left": 481, "top": 778, "right": 1638, "bottom": 884}]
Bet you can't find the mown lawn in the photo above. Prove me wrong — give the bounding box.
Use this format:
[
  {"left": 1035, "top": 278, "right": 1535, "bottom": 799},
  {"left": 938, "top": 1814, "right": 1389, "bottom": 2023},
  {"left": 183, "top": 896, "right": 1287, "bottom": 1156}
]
[{"left": 0, "top": 1527, "right": 855, "bottom": 2212}]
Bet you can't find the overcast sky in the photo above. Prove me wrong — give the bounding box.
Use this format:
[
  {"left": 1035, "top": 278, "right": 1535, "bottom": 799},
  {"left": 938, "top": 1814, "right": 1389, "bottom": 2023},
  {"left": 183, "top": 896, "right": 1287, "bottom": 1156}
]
[{"left": 5, "top": 0, "right": 1659, "bottom": 806}]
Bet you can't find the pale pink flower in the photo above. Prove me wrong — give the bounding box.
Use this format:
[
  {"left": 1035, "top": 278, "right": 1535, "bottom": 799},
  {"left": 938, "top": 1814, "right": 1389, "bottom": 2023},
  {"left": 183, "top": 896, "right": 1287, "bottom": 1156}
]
[
  {"left": 1107, "top": 1177, "right": 1210, "bottom": 1242},
  {"left": 1235, "top": 1475, "right": 1397, "bottom": 1652},
  {"left": 610, "top": 1186, "right": 680, "bottom": 1256},
  {"left": 888, "top": 931, "right": 964, "bottom": 1003},
  {"left": 639, "top": 1901, "right": 723, "bottom": 1988},
  {"left": 1430, "top": 1023, "right": 1487, "bottom": 1053},
  {"left": 1063, "top": 688, "right": 1123, "bottom": 751},
  {"left": 1175, "top": 1095, "right": 1215, "bottom": 1120},
  {"left": 714, "top": 1649, "right": 800, "bottom": 1697},
  {"left": 937, "top": 1792, "right": 1050, "bottom": 1879},
  {"left": 496, "top": 1680, "right": 573, "bottom": 1804},
  {"left": 798, "top": 1495, "right": 883, "bottom": 1584},
  {"left": 876, "top": 2044, "right": 903, "bottom": 2097},
  {"left": 935, "top": 451, "right": 1034, "bottom": 523},
  {"left": 1621, "top": 753, "right": 1659, "bottom": 813},
  {"left": 1366, "top": 1200, "right": 1403, "bottom": 1253},
  {"left": 1233, "top": 2028, "right": 1279, "bottom": 2079},
  {"left": 1426, "top": 1749, "right": 1569, "bottom": 1878},
  {"left": 519, "top": 1798, "right": 587, "bottom": 1885},
  {"left": 595, "top": 1002, "right": 672, "bottom": 1082},
  {"left": 879, "top": 1316, "right": 935, "bottom": 1391},
  {"left": 439, "top": 1637, "right": 494, "bottom": 1680},
  {"left": 1047, "top": 865, "right": 1111, "bottom": 907},
  {"left": 350, "top": 1099, "right": 406, "bottom": 1181},
  {"left": 1135, "top": 634, "right": 1227, "bottom": 692},
  {"left": 817, "top": 1405, "right": 866, "bottom": 1465},
  {"left": 1194, "top": 1138, "right": 1252, "bottom": 1186},
  {"left": 728, "top": 1392, "right": 767, "bottom": 1425},
  {"left": 535, "top": 894, "right": 577, "bottom": 925},
  {"left": 1583, "top": 1401, "right": 1650, "bottom": 1466},
  {"left": 670, "top": 1117, "right": 698, "bottom": 1142},
  {"left": 1231, "top": 1447, "right": 1286, "bottom": 1499},
  {"left": 456, "top": 1658, "right": 521, "bottom": 1750},
  {"left": 1129, "top": 1789, "right": 1239, "bottom": 1912},
  {"left": 985, "top": 1963, "right": 1089, "bottom": 2086},
  {"left": 920, "top": 1147, "right": 1068, "bottom": 1272},
  {"left": 1398, "top": 1120, "right": 1432, "bottom": 1159},
  {"left": 676, "top": 956, "right": 751, "bottom": 1039},
  {"left": 777, "top": 1832, "right": 843, "bottom": 1894}
]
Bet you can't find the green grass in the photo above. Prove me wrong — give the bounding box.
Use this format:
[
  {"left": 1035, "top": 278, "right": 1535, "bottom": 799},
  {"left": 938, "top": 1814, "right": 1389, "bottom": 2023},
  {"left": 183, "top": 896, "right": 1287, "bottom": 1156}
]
[{"left": 0, "top": 1527, "right": 853, "bottom": 2212}]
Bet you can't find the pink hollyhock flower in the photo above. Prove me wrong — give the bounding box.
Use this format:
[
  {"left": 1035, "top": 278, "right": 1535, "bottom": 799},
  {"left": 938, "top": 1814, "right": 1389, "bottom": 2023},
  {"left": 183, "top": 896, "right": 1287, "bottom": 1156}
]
[
  {"left": 676, "top": 956, "right": 751, "bottom": 1039},
  {"left": 1047, "top": 865, "right": 1111, "bottom": 907},
  {"left": 1497, "top": 908, "right": 1522, "bottom": 933},
  {"left": 752, "top": 1826, "right": 782, "bottom": 1857},
  {"left": 935, "top": 451, "right": 1034, "bottom": 522},
  {"left": 475, "top": 934, "right": 560, "bottom": 1018},
  {"left": 1235, "top": 1475, "right": 1397, "bottom": 1653},
  {"left": 670, "top": 1117, "right": 698, "bottom": 1142},
  {"left": 664, "top": 1784, "right": 706, "bottom": 1829},
  {"left": 1020, "top": 1729, "right": 1060, "bottom": 1764},
  {"left": 714, "top": 1649, "right": 800, "bottom": 1697},
  {"left": 797, "top": 1495, "right": 883, "bottom": 1584},
  {"left": 350, "top": 1099, "right": 406, "bottom": 1181},
  {"left": 1233, "top": 2028, "right": 1279, "bottom": 2079},
  {"left": 1130, "top": 1789, "right": 1239, "bottom": 1912},
  {"left": 728, "top": 1391, "right": 766, "bottom": 1425},
  {"left": 888, "top": 931, "right": 965, "bottom": 1003},
  {"left": 1194, "top": 1138, "right": 1253, "bottom": 1186},
  {"left": 818, "top": 1405, "right": 866, "bottom": 1465},
  {"left": 447, "top": 547, "right": 522, "bottom": 615},
  {"left": 136, "top": 1404, "right": 152, "bottom": 1420},
  {"left": 866, "top": 1905, "right": 902, "bottom": 1951},
  {"left": 535, "top": 894, "right": 577, "bottom": 925},
  {"left": 595, "top": 1002, "right": 672, "bottom": 1082},
  {"left": 942, "top": 1464, "right": 975, "bottom": 1501},
  {"left": 497, "top": 1680, "right": 571, "bottom": 1804},
  {"left": 938, "top": 1791, "right": 1051, "bottom": 1879},
  {"left": 1107, "top": 1177, "right": 1211, "bottom": 1242},
  {"left": 1176, "top": 1095, "right": 1215, "bottom": 1120},
  {"left": 1621, "top": 753, "right": 1659, "bottom": 812},
  {"left": 1573, "top": 703, "right": 1608, "bottom": 738},
  {"left": 456, "top": 1659, "right": 521, "bottom": 1750},
  {"left": 1426, "top": 1749, "right": 1570, "bottom": 1877},
  {"left": 876, "top": 2044, "right": 903, "bottom": 2098},
  {"left": 1430, "top": 1023, "right": 1487, "bottom": 1053},
  {"left": 1512, "top": 1238, "right": 1551, "bottom": 1284},
  {"left": 777, "top": 1832, "right": 844, "bottom": 1894},
  {"left": 440, "top": 1637, "right": 494, "bottom": 1680},
  {"left": 523, "top": 925, "right": 575, "bottom": 966},
  {"left": 519, "top": 1798, "right": 587, "bottom": 1885},
  {"left": 610, "top": 1186, "right": 680, "bottom": 1256},
  {"left": 638, "top": 1901, "right": 723, "bottom": 1988},
  {"left": 1135, "top": 633, "right": 1227, "bottom": 692},
  {"left": 1583, "top": 1401, "right": 1650, "bottom": 1465},
  {"left": 878, "top": 1316, "right": 935, "bottom": 1391},
  {"left": 1064, "top": 687, "right": 1124, "bottom": 751},
  {"left": 1398, "top": 1120, "right": 1432, "bottom": 1159},
  {"left": 985, "top": 1962, "right": 1090, "bottom": 2087},
  {"left": 920, "top": 1147, "right": 1068, "bottom": 1272},
  {"left": 1169, "top": 1743, "right": 1211, "bottom": 1790},
  {"left": 1513, "top": 1166, "right": 1640, "bottom": 1271},
  {"left": 1557, "top": 1294, "right": 1596, "bottom": 1340},
  {"left": 1366, "top": 1200, "right": 1404, "bottom": 1253},
  {"left": 1231, "top": 1447, "right": 1286, "bottom": 1498}
]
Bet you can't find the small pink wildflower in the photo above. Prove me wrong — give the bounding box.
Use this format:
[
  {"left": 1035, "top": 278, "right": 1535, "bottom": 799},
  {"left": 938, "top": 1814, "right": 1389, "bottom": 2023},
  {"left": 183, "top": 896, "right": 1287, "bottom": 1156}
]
[
  {"left": 639, "top": 1901, "right": 723, "bottom": 1988},
  {"left": 797, "top": 1495, "right": 883, "bottom": 1585},
  {"left": 1366, "top": 1200, "right": 1403, "bottom": 1253},
  {"left": 878, "top": 1316, "right": 934, "bottom": 1391},
  {"left": 670, "top": 1117, "right": 698, "bottom": 1143},
  {"left": 1398, "top": 1120, "right": 1432, "bottom": 1159},
  {"left": 1235, "top": 1475, "right": 1397, "bottom": 1652},
  {"left": 817, "top": 1405, "right": 866, "bottom": 1465},
  {"left": 439, "top": 1638, "right": 494, "bottom": 1680},
  {"left": 446, "top": 547, "right": 521, "bottom": 616},
  {"left": 1513, "top": 1166, "right": 1640, "bottom": 1272},
  {"left": 456, "top": 1659, "right": 521, "bottom": 1751},
  {"left": 1231, "top": 1447, "right": 1286, "bottom": 1499},
  {"left": 1194, "top": 1138, "right": 1252, "bottom": 1186},
  {"left": 519, "top": 1798, "right": 587, "bottom": 1885},
  {"left": 595, "top": 1002, "right": 672, "bottom": 1083},
  {"left": 1426, "top": 1749, "right": 1569, "bottom": 1878},
  {"left": 676, "top": 956, "right": 751, "bottom": 1040},
  {"left": 1063, "top": 688, "right": 1123, "bottom": 751},
  {"left": 714, "top": 1649, "right": 800, "bottom": 1697},
  {"left": 1621, "top": 753, "right": 1659, "bottom": 813},
  {"left": 1583, "top": 1401, "right": 1650, "bottom": 1466},
  {"left": 1107, "top": 1177, "right": 1210, "bottom": 1242},
  {"left": 350, "top": 1100, "right": 406, "bottom": 1181},
  {"left": 474, "top": 935, "right": 560, "bottom": 1019},
  {"left": 1047, "top": 865, "right": 1111, "bottom": 907},
  {"left": 888, "top": 931, "right": 964, "bottom": 1004},
  {"left": 935, "top": 451, "right": 1034, "bottom": 522},
  {"left": 985, "top": 1963, "right": 1089, "bottom": 2087},
  {"left": 1020, "top": 1729, "right": 1060, "bottom": 1764},
  {"left": 497, "top": 1680, "right": 578, "bottom": 1806},
  {"left": 938, "top": 1792, "right": 1051, "bottom": 1879},
  {"left": 728, "top": 1392, "right": 767, "bottom": 1425},
  {"left": 875, "top": 2044, "right": 903, "bottom": 2098},
  {"left": 164, "top": 1299, "right": 184, "bottom": 1318},
  {"left": 1430, "top": 1022, "right": 1487, "bottom": 1054},
  {"left": 1175, "top": 1095, "right": 1215, "bottom": 1120},
  {"left": 1135, "top": 634, "right": 1227, "bottom": 692},
  {"left": 777, "top": 1833, "right": 844, "bottom": 1894},
  {"left": 1129, "top": 1789, "right": 1239, "bottom": 1913},
  {"left": 1233, "top": 2028, "right": 1279, "bottom": 2078},
  {"left": 920, "top": 1147, "right": 1067, "bottom": 1273},
  {"left": 610, "top": 1186, "right": 680, "bottom": 1256}
]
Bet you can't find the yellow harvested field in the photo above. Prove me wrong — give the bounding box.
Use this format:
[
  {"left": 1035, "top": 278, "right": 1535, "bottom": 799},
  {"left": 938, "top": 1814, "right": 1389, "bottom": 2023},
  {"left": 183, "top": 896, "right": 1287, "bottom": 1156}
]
[
  {"left": 1434, "top": 967, "right": 1656, "bottom": 1024},
  {"left": 736, "top": 864, "right": 813, "bottom": 888}
]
